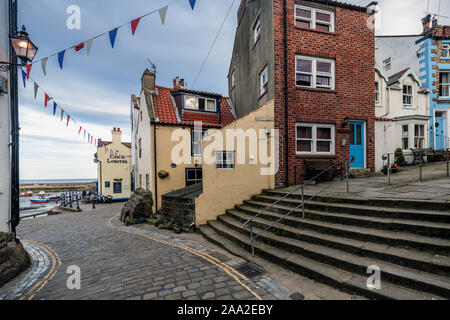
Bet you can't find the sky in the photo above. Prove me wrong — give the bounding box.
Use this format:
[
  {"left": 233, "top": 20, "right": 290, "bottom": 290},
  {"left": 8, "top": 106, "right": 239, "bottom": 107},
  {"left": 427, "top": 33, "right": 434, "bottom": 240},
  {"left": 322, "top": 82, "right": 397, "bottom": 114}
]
[{"left": 17, "top": 0, "right": 450, "bottom": 180}]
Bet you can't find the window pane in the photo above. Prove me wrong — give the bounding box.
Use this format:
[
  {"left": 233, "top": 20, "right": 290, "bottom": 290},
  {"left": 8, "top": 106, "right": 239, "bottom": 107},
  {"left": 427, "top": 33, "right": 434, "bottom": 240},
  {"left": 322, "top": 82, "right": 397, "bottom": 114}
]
[
  {"left": 207, "top": 100, "right": 216, "bottom": 111},
  {"left": 188, "top": 170, "right": 195, "bottom": 180},
  {"left": 198, "top": 98, "right": 205, "bottom": 110},
  {"left": 295, "top": 20, "right": 311, "bottom": 28},
  {"left": 316, "top": 23, "right": 330, "bottom": 32},
  {"left": 316, "top": 76, "right": 330, "bottom": 87},
  {"left": 296, "top": 59, "right": 312, "bottom": 73},
  {"left": 297, "top": 140, "right": 312, "bottom": 152},
  {"left": 356, "top": 125, "right": 362, "bottom": 145},
  {"left": 317, "top": 61, "right": 331, "bottom": 73},
  {"left": 349, "top": 125, "right": 354, "bottom": 145},
  {"left": 317, "top": 127, "right": 331, "bottom": 139},
  {"left": 297, "top": 126, "right": 312, "bottom": 139},
  {"left": 296, "top": 8, "right": 311, "bottom": 18},
  {"left": 296, "top": 74, "right": 311, "bottom": 86},
  {"left": 316, "top": 12, "right": 331, "bottom": 22},
  {"left": 185, "top": 96, "right": 197, "bottom": 109},
  {"left": 317, "top": 141, "right": 331, "bottom": 152}
]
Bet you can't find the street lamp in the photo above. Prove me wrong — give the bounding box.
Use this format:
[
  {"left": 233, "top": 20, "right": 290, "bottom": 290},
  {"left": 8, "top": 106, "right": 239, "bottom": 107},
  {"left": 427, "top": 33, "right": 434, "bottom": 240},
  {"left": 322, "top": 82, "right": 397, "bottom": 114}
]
[{"left": 0, "top": 25, "right": 38, "bottom": 72}]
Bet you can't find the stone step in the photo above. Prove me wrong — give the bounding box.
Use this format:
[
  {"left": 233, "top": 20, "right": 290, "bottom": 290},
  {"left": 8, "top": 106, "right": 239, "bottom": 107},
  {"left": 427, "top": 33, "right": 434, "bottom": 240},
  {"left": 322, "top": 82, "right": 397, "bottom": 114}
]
[
  {"left": 243, "top": 199, "right": 450, "bottom": 239},
  {"left": 236, "top": 203, "right": 450, "bottom": 254},
  {"left": 253, "top": 194, "right": 450, "bottom": 224},
  {"left": 204, "top": 221, "right": 445, "bottom": 300},
  {"left": 224, "top": 210, "right": 450, "bottom": 279},
  {"left": 263, "top": 189, "right": 450, "bottom": 212}
]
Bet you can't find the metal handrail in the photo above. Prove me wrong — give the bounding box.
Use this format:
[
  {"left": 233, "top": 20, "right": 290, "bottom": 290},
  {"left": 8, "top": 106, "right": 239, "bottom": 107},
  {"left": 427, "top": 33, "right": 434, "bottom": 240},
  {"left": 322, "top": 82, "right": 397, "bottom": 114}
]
[{"left": 244, "top": 157, "right": 350, "bottom": 256}]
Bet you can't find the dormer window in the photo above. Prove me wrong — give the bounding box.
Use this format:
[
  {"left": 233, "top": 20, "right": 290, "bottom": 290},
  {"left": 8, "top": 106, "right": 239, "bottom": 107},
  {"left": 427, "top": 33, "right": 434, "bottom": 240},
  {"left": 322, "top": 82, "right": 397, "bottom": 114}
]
[
  {"left": 403, "top": 85, "right": 413, "bottom": 105},
  {"left": 184, "top": 95, "right": 217, "bottom": 112},
  {"left": 295, "top": 5, "right": 334, "bottom": 32}
]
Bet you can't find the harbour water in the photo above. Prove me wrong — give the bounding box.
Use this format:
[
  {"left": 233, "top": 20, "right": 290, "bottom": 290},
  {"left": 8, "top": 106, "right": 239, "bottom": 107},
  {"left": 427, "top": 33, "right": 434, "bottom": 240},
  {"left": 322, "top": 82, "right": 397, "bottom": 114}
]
[{"left": 19, "top": 194, "right": 61, "bottom": 218}]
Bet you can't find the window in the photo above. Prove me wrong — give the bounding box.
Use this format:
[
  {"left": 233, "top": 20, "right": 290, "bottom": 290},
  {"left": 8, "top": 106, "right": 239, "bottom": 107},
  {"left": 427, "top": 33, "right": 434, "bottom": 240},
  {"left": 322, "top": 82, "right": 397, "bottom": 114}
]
[
  {"left": 443, "top": 44, "right": 450, "bottom": 58},
  {"left": 113, "top": 182, "right": 122, "bottom": 194},
  {"left": 375, "top": 81, "right": 380, "bottom": 104},
  {"left": 414, "top": 125, "right": 425, "bottom": 149},
  {"left": 139, "top": 174, "right": 142, "bottom": 188},
  {"left": 145, "top": 174, "right": 150, "bottom": 191},
  {"left": 138, "top": 138, "right": 142, "bottom": 159},
  {"left": 186, "top": 168, "right": 202, "bottom": 186},
  {"left": 296, "top": 123, "right": 335, "bottom": 154},
  {"left": 231, "top": 71, "right": 235, "bottom": 88},
  {"left": 105, "top": 181, "right": 111, "bottom": 188},
  {"left": 253, "top": 16, "right": 261, "bottom": 44},
  {"left": 403, "top": 85, "right": 413, "bottom": 105},
  {"left": 260, "top": 66, "right": 269, "bottom": 95},
  {"left": 296, "top": 56, "right": 334, "bottom": 89},
  {"left": 440, "top": 72, "right": 450, "bottom": 97},
  {"left": 402, "top": 125, "right": 409, "bottom": 150},
  {"left": 383, "top": 57, "right": 391, "bottom": 71},
  {"left": 216, "top": 151, "right": 235, "bottom": 169},
  {"left": 191, "top": 129, "right": 207, "bottom": 157},
  {"left": 295, "top": 5, "right": 334, "bottom": 32},
  {"left": 184, "top": 95, "right": 217, "bottom": 112}
]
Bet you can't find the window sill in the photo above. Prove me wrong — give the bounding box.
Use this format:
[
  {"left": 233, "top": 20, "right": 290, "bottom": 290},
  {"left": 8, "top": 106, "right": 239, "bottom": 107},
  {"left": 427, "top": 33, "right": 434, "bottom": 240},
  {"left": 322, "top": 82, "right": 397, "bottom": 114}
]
[
  {"left": 296, "top": 86, "right": 336, "bottom": 94},
  {"left": 402, "top": 105, "right": 416, "bottom": 109},
  {"left": 375, "top": 104, "right": 384, "bottom": 107},
  {"left": 252, "top": 36, "right": 261, "bottom": 50},
  {"left": 259, "top": 89, "right": 268, "bottom": 100},
  {"left": 294, "top": 25, "right": 336, "bottom": 36},
  {"left": 437, "top": 97, "right": 450, "bottom": 101}
]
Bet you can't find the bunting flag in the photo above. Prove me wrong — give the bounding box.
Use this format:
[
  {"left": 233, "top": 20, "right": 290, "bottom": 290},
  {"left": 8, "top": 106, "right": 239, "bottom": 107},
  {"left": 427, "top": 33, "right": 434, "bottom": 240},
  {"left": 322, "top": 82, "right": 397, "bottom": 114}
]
[
  {"left": 41, "top": 57, "right": 48, "bottom": 76},
  {"left": 109, "top": 28, "right": 118, "bottom": 48},
  {"left": 159, "top": 6, "right": 168, "bottom": 25},
  {"left": 74, "top": 43, "right": 85, "bottom": 51},
  {"left": 60, "top": 109, "right": 64, "bottom": 122},
  {"left": 67, "top": 115, "right": 70, "bottom": 127},
  {"left": 91, "top": 136, "right": 94, "bottom": 144},
  {"left": 189, "top": 0, "right": 196, "bottom": 10},
  {"left": 131, "top": 18, "right": 141, "bottom": 35},
  {"left": 21, "top": 70, "right": 26, "bottom": 88},
  {"left": 34, "top": 83, "right": 39, "bottom": 99},
  {"left": 26, "top": 64, "right": 32, "bottom": 79},
  {"left": 88, "top": 133, "right": 90, "bottom": 142},
  {"left": 53, "top": 102, "right": 57, "bottom": 115},
  {"left": 86, "top": 38, "right": 94, "bottom": 55},
  {"left": 84, "top": 130, "right": 86, "bottom": 139},
  {"left": 45, "top": 93, "right": 49, "bottom": 107},
  {"left": 58, "top": 51, "right": 65, "bottom": 69},
  {"left": 78, "top": 126, "right": 82, "bottom": 135}
]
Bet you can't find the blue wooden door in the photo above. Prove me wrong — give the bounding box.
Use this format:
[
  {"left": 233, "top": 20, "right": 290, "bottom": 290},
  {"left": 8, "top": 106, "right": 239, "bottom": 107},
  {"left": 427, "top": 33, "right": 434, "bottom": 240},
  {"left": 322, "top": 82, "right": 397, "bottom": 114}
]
[
  {"left": 435, "top": 118, "right": 444, "bottom": 150},
  {"left": 349, "top": 122, "right": 365, "bottom": 168}
]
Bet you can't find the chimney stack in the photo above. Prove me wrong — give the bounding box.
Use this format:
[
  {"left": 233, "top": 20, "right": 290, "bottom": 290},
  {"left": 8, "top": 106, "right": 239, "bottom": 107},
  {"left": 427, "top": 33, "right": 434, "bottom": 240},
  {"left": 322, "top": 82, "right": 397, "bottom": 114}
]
[
  {"left": 173, "top": 76, "right": 180, "bottom": 89},
  {"left": 112, "top": 127, "right": 122, "bottom": 143},
  {"left": 422, "top": 14, "right": 432, "bottom": 34},
  {"left": 142, "top": 69, "right": 156, "bottom": 92},
  {"left": 180, "top": 79, "right": 185, "bottom": 89}
]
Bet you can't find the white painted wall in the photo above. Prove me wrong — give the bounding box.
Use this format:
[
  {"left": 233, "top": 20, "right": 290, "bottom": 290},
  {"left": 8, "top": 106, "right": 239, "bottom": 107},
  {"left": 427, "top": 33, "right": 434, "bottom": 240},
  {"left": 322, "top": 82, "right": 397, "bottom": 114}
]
[{"left": 0, "top": 0, "right": 11, "bottom": 232}]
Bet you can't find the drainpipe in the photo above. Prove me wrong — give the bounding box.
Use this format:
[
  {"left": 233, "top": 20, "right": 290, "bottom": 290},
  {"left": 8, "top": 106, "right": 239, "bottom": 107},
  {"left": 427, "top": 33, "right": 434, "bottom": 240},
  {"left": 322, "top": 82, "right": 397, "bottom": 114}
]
[
  {"left": 283, "top": 0, "right": 289, "bottom": 186},
  {"left": 153, "top": 122, "right": 158, "bottom": 213}
]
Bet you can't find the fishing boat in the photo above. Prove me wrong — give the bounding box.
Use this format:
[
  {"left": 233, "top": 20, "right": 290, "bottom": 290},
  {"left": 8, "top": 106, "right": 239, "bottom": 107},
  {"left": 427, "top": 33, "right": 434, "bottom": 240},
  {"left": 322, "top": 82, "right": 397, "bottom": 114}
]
[
  {"left": 30, "top": 199, "right": 49, "bottom": 204},
  {"left": 20, "top": 191, "right": 33, "bottom": 197},
  {"left": 47, "top": 195, "right": 61, "bottom": 201}
]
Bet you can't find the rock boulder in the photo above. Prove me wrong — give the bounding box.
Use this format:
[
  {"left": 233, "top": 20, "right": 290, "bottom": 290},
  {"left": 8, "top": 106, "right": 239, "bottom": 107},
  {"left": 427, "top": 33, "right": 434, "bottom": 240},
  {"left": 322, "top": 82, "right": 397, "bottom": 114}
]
[
  {"left": 120, "top": 188, "right": 154, "bottom": 225},
  {"left": 0, "top": 232, "right": 31, "bottom": 287}
]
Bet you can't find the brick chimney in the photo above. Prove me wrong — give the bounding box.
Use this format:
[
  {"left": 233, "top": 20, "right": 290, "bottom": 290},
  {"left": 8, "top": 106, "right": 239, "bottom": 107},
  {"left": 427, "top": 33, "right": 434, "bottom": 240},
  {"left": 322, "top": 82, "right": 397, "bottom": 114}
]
[
  {"left": 173, "top": 77, "right": 186, "bottom": 90},
  {"left": 422, "top": 14, "right": 432, "bottom": 34},
  {"left": 141, "top": 69, "right": 156, "bottom": 92}
]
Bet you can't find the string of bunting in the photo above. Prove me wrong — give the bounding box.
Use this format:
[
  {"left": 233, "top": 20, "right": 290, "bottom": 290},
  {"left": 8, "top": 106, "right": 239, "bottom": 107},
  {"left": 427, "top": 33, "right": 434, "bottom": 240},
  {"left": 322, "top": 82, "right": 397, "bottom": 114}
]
[
  {"left": 24, "top": 0, "right": 197, "bottom": 78},
  {"left": 20, "top": 67, "right": 101, "bottom": 148}
]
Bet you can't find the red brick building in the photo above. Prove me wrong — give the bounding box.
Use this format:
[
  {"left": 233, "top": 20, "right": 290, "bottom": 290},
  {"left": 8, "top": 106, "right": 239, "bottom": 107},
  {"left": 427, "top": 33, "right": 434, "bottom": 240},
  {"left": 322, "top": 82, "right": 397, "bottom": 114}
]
[{"left": 229, "top": 0, "right": 376, "bottom": 186}]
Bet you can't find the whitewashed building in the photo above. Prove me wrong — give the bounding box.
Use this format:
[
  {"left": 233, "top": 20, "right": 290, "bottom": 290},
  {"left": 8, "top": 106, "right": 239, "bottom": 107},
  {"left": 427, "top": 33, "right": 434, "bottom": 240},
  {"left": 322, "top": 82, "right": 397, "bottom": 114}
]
[{"left": 375, "top": 65, "right": 430, "bottom": 171}]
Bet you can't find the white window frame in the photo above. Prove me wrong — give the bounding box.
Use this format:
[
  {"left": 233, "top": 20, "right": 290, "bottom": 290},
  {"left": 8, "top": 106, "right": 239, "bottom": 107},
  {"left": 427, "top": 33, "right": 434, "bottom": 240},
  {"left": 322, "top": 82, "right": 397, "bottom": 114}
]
[
  {"left": 402, "top": 125, "right": 409, "bottom": 150},
  {"left": 414, "top": 124, "right": 425, "bottom": 149},
  {"left": 295, "top": 123, "right": 335, "bottom": 155},
  {"left": 253, "top": 16, "right": 261, "bottom": 44},
  {"left": 403, "top": 85, "right": 413, "bottom": 106},
  {"left": 439, "top": 72, "right": 450, "bottom": 98},
  {"left": 231, "top": 71, "right": 235, "bottom": 89},
  {"left": 191, "top": 129, "right": 206, "bottom": 157},
  {"left": 375, "top": 81, "right": 380, "bottom": 104},
  {"left": 443, "top": 44, "right": 450, "bottom": 58},
  {"left": 260, "top": 66, "right": 269, "bottom": 95},
  {"left": 295, "top": 55, "right": 335, "bottom": 90},
  {"left": 294, "top": 4, "right": 335, "bottom": 32},
  {"left": 216, "top": 151, "right": 235, "bottom": 169},
  {"left": 184, "top": 95, "right": 217, "bottom": 112}
]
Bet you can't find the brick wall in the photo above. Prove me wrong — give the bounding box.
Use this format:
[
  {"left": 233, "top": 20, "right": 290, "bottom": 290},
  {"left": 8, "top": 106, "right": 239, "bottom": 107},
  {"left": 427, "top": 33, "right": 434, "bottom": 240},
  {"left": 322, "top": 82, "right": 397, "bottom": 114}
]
[{"left": 273, "top": 0, "right": 375, "bottom": 186}]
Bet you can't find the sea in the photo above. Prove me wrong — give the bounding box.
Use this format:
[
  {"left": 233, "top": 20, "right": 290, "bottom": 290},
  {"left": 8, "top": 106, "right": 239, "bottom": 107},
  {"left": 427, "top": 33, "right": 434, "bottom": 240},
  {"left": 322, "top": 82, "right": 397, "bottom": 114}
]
[{"left": 20, "top": 178, "right": 97, "bottom": 184}]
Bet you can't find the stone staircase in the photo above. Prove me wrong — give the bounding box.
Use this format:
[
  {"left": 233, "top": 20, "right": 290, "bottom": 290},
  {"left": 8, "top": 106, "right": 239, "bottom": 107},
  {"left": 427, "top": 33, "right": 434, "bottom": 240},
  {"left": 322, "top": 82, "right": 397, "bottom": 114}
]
[{"left": 199, "top": 189, "right": 450, "bottom": 300}]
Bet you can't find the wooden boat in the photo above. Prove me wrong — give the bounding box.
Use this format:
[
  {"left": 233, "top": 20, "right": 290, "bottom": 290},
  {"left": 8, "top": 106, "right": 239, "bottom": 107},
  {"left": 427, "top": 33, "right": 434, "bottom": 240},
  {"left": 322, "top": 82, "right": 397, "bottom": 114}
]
[
  {"left": 20, "top": 191, "right": 33, "bottom": 197},
  {"left": 30, "top": 199, "right": 49, "bottom": 204},
  {"left": 47, "top": 196, "right": 61, "bottom": 201}
]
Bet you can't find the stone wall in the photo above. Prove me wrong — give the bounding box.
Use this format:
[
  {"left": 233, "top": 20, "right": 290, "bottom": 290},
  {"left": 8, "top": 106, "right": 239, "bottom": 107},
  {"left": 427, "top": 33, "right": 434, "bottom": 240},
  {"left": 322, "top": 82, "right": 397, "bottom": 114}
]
[
  {"left": 0, "top": 232, "right": 31, "bottom": 287},
  {"left": 160, "top": 184, "right": 202, "bottom": 227}
]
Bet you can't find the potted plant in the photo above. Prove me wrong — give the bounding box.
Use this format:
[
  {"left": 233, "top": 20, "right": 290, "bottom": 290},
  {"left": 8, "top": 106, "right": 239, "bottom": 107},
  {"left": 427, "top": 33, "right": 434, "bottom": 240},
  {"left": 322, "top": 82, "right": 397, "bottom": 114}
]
[
  {"left": 394, "top": 148, "right": 408, "bottom": 166},
  {"left": 382, "top": 163, "right": 399, "bottom": 175}
]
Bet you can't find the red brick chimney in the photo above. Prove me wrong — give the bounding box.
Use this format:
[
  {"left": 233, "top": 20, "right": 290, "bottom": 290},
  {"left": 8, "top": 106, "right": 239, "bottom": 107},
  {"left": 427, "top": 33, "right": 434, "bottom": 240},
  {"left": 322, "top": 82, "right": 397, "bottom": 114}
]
[
  {"left": 422, "top": 14, "right": 432, "bottom": 34},
  {"left": 173, "top": 77, "right": 186, "bottom": 90}
]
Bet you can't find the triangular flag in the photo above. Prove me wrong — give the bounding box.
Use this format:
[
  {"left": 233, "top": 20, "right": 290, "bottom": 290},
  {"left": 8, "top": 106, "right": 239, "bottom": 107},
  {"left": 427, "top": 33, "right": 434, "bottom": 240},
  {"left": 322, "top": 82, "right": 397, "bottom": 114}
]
[
  {"left": 58, "top": 51, "right": 65, "bottom": 69},
  {"left": 26, "top": 64, "right": 32, "bottom": 79},
  {"left": 21, "top": 70, "right": 26, "bottom": 88},
  {"left": 159, "top": 6, "right": 168, "bottom": 25},
  {"left": 86, "top": 38, "right": 94, "bottom": 55},
  {"left": 33, "top": 82, "right": 39, "bottom": 99},
  {"left": 41, "top": 57, "right": 48, "bottom": 76},
  {"left": 78, "top": 126, "right": 82, "bottom": 135},
  {"left": 84, "top": 130, "right": 86, "bottom": 139},
  {"left": 131, "top": 18, "right": 141, "bottom": 35},
  {"left": 53, "top": 102, "right": 57, "bottom": 115},
  {"left": 67, "top": 115, "right": 70, "bottom": 127},
  {"left": 44, "top": 93, "right": 49, "bottom": 107},
  {"left": 109, "top": 28, "right": 118, "bottom": 48},
  {"left": 74, "top": 43, "right": 85, "bottom": 51},
  {"left": 88, "top": 133, "right": 90, "bottom": 142},
  {"left": 91, "top": 136, "right": 93, "bottom": 144},
  {"left": 189, "top": 0, "right": 196, "bottom": 10},
  {"left": 60, "top": 109, "right": 64, "bottom": 122}
]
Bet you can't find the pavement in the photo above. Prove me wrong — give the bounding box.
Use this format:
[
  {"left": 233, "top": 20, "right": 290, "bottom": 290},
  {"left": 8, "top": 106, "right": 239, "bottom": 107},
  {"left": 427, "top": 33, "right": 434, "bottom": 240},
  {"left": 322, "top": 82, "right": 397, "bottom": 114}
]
[{"left": 283, "top": 162, "right": 450, "bottom": 202}]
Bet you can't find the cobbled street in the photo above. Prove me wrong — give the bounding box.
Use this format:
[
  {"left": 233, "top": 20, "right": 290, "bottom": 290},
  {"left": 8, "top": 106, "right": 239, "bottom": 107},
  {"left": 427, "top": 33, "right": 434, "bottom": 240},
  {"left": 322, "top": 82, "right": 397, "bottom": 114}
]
[{"left": 0, "top": 203, "right": 274, "bottom": 300}]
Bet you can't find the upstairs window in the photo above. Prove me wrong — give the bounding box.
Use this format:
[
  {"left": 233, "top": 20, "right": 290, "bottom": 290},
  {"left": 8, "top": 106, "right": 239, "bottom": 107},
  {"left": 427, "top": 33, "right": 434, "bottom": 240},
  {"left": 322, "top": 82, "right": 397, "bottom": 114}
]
[
  {"left": 184, "top": 95, "right": 217, "bottom": 112},
  {"left": 231, "top": 71, "right": 236, "bottom": 89},
  {"left": 253, "top": 16, "right": 261, "bottom": 44},
  {"left": 440, "top": 72, "right": 450, "bottom": 98},
  {"left": 191, "top": 129, "right": 207, "bottom": 157},
  {"left": 260, "top": 66, "right": 269, "bottom": 95},
  {"left": 295, "top": 5, "right": 334, "bottom": 32},
  {"left": 403, "top": 85, "right": 413, "bottom": 105},
  {"left": 216, "top": 151, "right": 235, "bottom": 169},
  {"left": 138, "top": 138, "right": 142, "bottom": 159},
  {"left": 383, "top": 57, "right": 391, "bottom": 71},
  {"left": 375, "top": 81, "right": 380, "bottom": 104},
  {"left": 443, "top": 44, "right": 450, "bottom": 58},
  {"left": 296, "top": 56, "right": 334, "bottom": 90}
]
